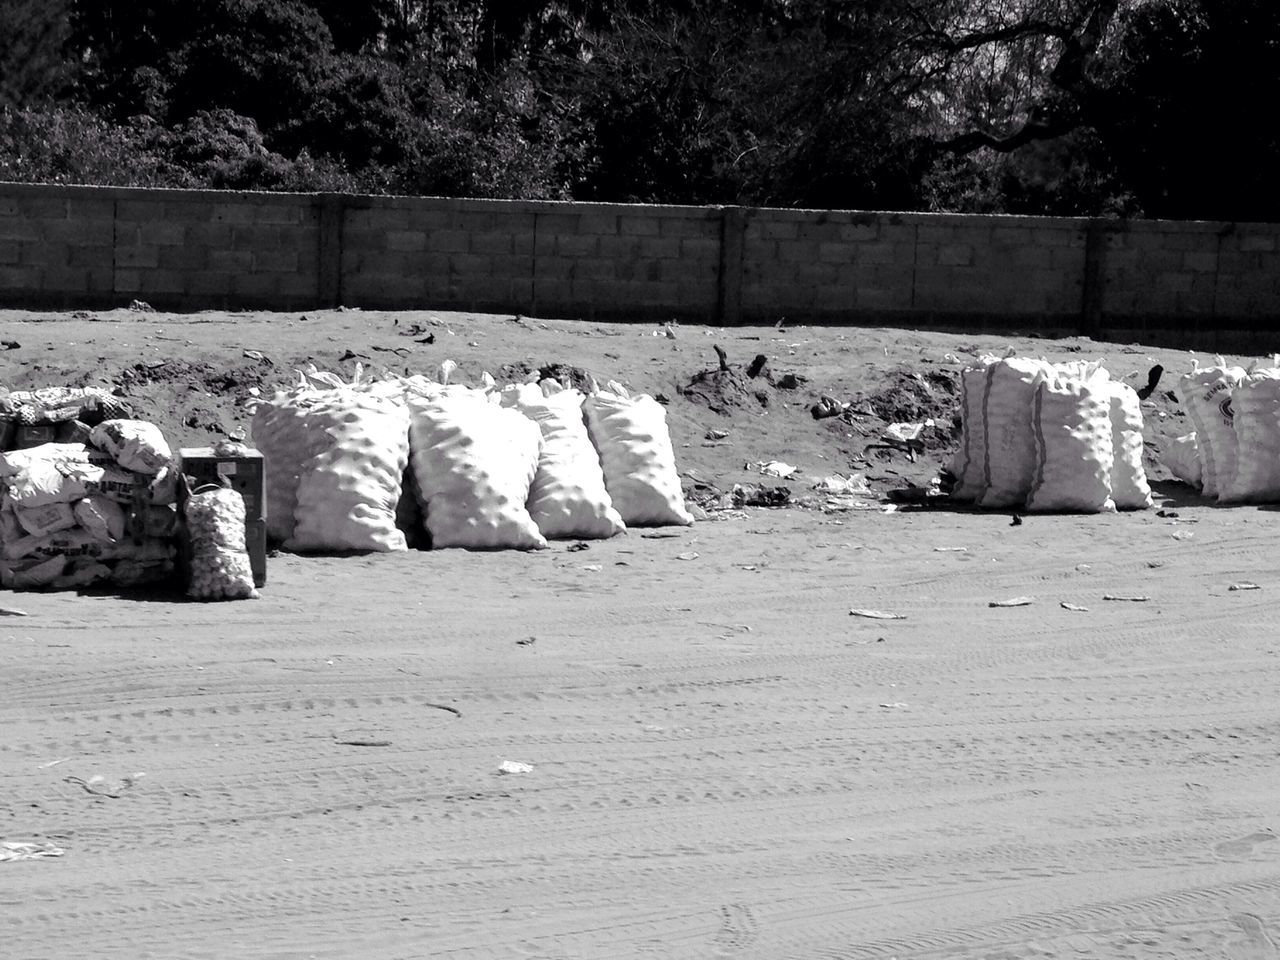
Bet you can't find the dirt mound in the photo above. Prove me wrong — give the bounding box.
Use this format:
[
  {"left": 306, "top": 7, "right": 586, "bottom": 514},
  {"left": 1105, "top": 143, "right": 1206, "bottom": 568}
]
[
  {"left": 116, "top": 358, "right": 281, "bottom": 405},
  {"left": 862, "top": 369, "right": 961, "bottom": 434},
  {"left": 680, "top": 367, "right": 771, "bottom": 414}
]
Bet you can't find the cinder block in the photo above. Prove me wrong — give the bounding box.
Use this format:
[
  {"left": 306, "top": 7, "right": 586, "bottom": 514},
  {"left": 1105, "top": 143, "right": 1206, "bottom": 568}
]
[
  {"left": 136, "top": 221, "right": 188, "bottom": 246},
  {"left": 185, "top": 222, "right": 234, "bottom": 248},
  {"left": 750, "top": 220, "right": 799, "bottom": 241},
  {"left": 839, "top": 223, "right": 879, "bottom": 242},
  {"left": 426, "top": 230, "right": 470, "bottom": 253},
  {"left": 0, "top": 242, "right": 17, "bottom": 264},
  {"left": 188, "top": 273, "right": 236, "bottom": 296},
  {"left": 937, "top": 244, "right": 973, "bottom": 266},
  {"left": 797, "top": 222, "right": 842, "bottom": 242},
  {"left": 578, "top": 213, "right": 619, "bottom": 235},
  {"left": 252, "top": 250, "right": 299, "bottom": 272},
  {"left": 448, "top": 253, "right": 493, "bottom": 277},
  {"left": 113, "top": 269, "right": 142, "bottom": 292},
  {"left": 18, "top": 197, "right": 70, "bottom": 219},
  {"left": 115, "top": 245, "right": 159, "bottom": 268},
  {"left": 231, "top": 225, "right": 283, "bottom": 249},
  {"left": 775, "top": 240, "right": 821, "bottom": 263},
  {"left": 620, "top": 218, "right": 660, "bottom": 236},
  {"left": 386, "top": 230, "right": 427, "bottom": 252},
  {"left": 557, "top": 235, "right": 599, "bottom": 257},
  {"left": 637, "top": 237, "right": 681, "bottom": 260},
  {"left": 254, "top": 203, "right": 305, "bottom": 224},
  {"left": 233, "top": 274, "right": 280, "bottom": 297},
  {"left": 680, "top": 237, "right": 720, "bottom": 260},
  {"left": 68, "top": 245, "right": 114, "bottom": 269},
  {"left": 1182, "top": 251, "right": 1217, "bottom": 273},
  {"left": 209, "top": 250, "right": 253, "bottom": 272},
  {"left": 470, "top": 232, "right": 514, "bottom": 256},
  {"left": 597, "top": 236, "right": 640, "bottom": 259},
  {"left": 138, "top": 269, "right": 186, "bottom": 294},
  {"left": 818, "top": 242, "right": 855, "bottom": 264},
  {"left": 1239, "top": 234, "right": 1278, "bottom": 252}
]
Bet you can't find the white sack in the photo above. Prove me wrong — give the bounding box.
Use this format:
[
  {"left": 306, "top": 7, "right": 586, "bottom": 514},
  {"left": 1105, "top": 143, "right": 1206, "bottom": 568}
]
[
  {"left": 947, "top": 356, "right": 1000, "bottom": 502},
  {"left": 286, "top": 395, "right": 410, "bottom": 553},
  {"left": 1025, "top": 375, "right": 1116, "bottom": 513},
  {"left": 1159, "top": 432, "right": 1203, "bottom": 489},
  {"left": 74, "top": 496, "right": 128, "bottom": 542},
  {"left": 89, "top": 420, "right": 172, "bottom": 475},
  {"left": 13, "top": 501, "right": 78, "bottom": 538},
  {"left": 583, "top": 390, "right": 692, "bottom": 526},
  {"left": 6, "top": 457, "right": 140, "bottom": 508},
  {"left": 251, "top": 394, "right": 334, "bottom": 543},
  {"left": 1219, "top": 369, "right": 1280, "bottom": 503},
  {"left": 976, "top": 358, "right": 1058, "bottom": 508},
  {"left": 501, "top": 385, "right": 625, "bottom": 540},
  {"left": 1104, "top": 381, "right": 1153, "bottom": 510},
  {"left": 408, "top": 391, "right": 546, "bottom": 550},
  {"left": 1179, "top": 363, "right": 1245, "bottom": 499}
]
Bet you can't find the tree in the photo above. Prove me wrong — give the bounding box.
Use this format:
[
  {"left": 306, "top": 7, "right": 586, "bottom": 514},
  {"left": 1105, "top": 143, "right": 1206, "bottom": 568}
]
[{"left": 0, "top": 0, "right": 75, "bottom": 108}]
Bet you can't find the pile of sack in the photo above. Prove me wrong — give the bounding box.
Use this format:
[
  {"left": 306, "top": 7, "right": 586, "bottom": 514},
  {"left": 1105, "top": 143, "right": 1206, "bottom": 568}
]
[
  {"left": 250, "top": 363, "right": 692, "bottom": 553},
  {"left": 0, "top": 421, "right": 179, "bottom": 589},
  {"left": 948, "top": 355, "right": 1153, "bottom": 513},
  {"left": 0, "top": 386, "right": 132, "bottom": 450},
  {"left": 1159, "top": 358, "right": 1280, "bottom": 502}
]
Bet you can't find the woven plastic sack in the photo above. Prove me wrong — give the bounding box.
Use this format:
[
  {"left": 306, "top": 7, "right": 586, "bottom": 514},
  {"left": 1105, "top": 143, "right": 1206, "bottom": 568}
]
[
  {"left": 251, "top": 393, "right": 333, "bottom": 543},
  {"left": 4, "top": 528, "right": 173, "bottom": 563},
  {"left": 89, "top": 420, "right": 172, "bottom": 475},
  {"left": 1103, "top": 381, "right": 1153, "bottom": 510},
  {"left": 13, "top": 501, "right": 78, "bottom": 538},
  {"left": 501, "top": 384, "right": 625, "bottom": 540},
  {"left": 975, "top": 358, "right": 1058, "bottom": 508},
  {"left": 6, "top": 457, "right": 140, "bottom": 508},
  {"left": 1179, "top": 362, "right": 1245, "bottom": 499},
  {"left": 1218, "top": 368, "right": 1280, "bottom": 503},
  {"left": 75, "top": 496, "right": 128, "bottom": 542},
  {"left": 408, "top": 391, "right": 545, "bottom": 550},
  {"left": 1159, "top": 432, "right": 1202, "bottom": 489},
  {"left": 947, "top": 356, "right": 1000, "bottom": 501},
  {"left": 583, "top": 388, "right": 693, "bottom": 527},
  {"left": 1025, "top": 376, "right": 1116, "bottom": 513},
  {"left": 0, "top": 443, "right": 110, "bottom": 479},
  {"left": 185, "top": 486, "right": 258, "bottom": 600},
  {"left": 286, "top": 395, "right": 410, "bottom": 553}
]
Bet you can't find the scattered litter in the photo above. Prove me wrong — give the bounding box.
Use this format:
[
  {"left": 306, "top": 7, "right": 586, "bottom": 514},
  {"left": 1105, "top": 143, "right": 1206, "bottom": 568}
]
[
  {"left": 242, "top": 349, "right": 272, "bottom": 364},
  {"left": 1156, "top": 509, "right": 1180, "bottom": 518},
  {"left": 675, "top": 552, "right": 700, "bottom": 561},
  {"left": 1010, "top": 515, "right": 1024, "bottom": 527},
  {"left": 756, "top": 460, "right": 798, "bottom": 479},
  {"left": 0, "top": 607, "right": 29, "bottom": 617},
  {"left": 1, "top": 340, "right": 20, "bottom": 350},
  {"left": 1103, "top": 594, "right": 1150, "bottom": 602},
  {"left": 1060, "top": 602, "right": 1090, "bottom": 612},
  {"left": 516, "top": 637, "right": 536, "bottom": 646},
  {"left": 705, "top": 429, "right": 729, "bottom": 441},
  {"left": 989, "top": 597, "right": 1035, "bottom": 607},
  {"left": 0, "top": 841, "right": 64, "bottom": 862},
  {"left": 582, "top": 564, "right": 603, "bottom": 572},
  {"left": 812, "top": 474, "right": 872, "bottom": 496},
  {"left": 883, "top": 421, "right": 932, "bottom": 443},
  {"left": 811, "top": 396, "right": 847, "bottom": 420},
  {"left": 850, "top": 609, "right": 906, "bottom": 620},
  {"left": 334, "top": 733, "right": 392, "bottom": 747},
  {"left": 1229, "top": 582, "right": 1261, "bottom": 591},
  {"left": 934, "top": 547, "right": 968, "bottom": 553},
  {"left": 882, "top": 504, "right": 899, "bottom": 514},
  {"left": 1075, "top": 564, "right": 1092, "bottom": 573},
  {"left": 64, "top": 773, "right": 145, "bottom": 798},
  {"left": 1172, "top": 530, "right": 1194, "bottom": 540},
  {"left": 641, "top": 532, "right": 682, "bottom": 539},
  {"left": 567, "top": 542, "right": 590, "bottom": 552},
  {"left": 773, "top": 372, "right": 807, "bottom": 389},
  {"left": 732, "top": 483, "right": 791, "bottom": 508},
  {"left": 879, "top": 702, "right": 908, "bottom": 709},
  {"left": 39, "top": 757, "right": 71, "bottom": 768},
  {"left": 498, "top": 760, "right": 533, "bottom": 775},
  {"left": 127, "top": 299, "right": 154, "bottom": 312}
]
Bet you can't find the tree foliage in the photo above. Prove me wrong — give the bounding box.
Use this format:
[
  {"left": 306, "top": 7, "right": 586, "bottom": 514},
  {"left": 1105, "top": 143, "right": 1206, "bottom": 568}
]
[{"left": 0, "top": 0, "right": 1275, "bottom": 219}]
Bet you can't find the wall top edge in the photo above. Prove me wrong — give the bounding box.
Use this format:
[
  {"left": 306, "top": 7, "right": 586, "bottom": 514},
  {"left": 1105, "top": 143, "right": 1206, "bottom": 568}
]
[{"left": 0, "top": 180, "right": 1276, "bottom": 232}]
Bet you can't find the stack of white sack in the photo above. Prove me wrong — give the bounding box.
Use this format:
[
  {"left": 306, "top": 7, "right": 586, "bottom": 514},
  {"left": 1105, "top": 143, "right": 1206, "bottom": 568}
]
[
  {"left": 949, "top": 355, "right": 1152, "bottom": 513},
  {"left": 0, "top": 420, "right": 179, "bottom": 590},
  {"left": 1163, "top": 359, "right": 1280, "bottom": 502},
  {"left": 250, "top": 362, "right": 693, "bottom": 553}
]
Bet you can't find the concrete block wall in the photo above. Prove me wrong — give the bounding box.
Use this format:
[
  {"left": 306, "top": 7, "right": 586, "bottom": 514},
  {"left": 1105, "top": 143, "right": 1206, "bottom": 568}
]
[{"left": 1, "top": 181, "right": 1277, "bottom": 347}]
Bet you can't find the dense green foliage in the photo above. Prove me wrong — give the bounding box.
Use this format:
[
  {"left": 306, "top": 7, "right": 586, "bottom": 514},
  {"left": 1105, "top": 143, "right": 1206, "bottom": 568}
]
[{"left": 0, "top": 0, "right": 1276, "bottom": 219}]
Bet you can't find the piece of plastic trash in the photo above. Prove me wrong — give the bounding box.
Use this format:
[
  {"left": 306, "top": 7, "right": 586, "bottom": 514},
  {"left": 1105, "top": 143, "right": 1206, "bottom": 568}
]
[
  {"left": 989, "top": 597, "right": 1035, "bottom": 607},
  {"left": 879, "top": 702, "right": 908, "bottom": 709},
  {"left": 883, "top": 421, "right": 933, "bottom": 443},
  {"left": 582, "top": 563, "right": 603, "bottom": 572},
  {"left": 812, "top": 474, "right": 872, "bottom": 496},
  {"left": 675, "top": 551, "right": 700, "bottom": 561},
  {"left": 756, "top": 460, "right": 798, "bottom": 479},
  {"left": 934, "top": 547, "right": 968, "bottom": 553},
  {"left": 0, "top": 607, "right": 29, "bottom": 617},
  {"left": 1229, "top": 582, "right": 1261, "bottom": 591},
  {"left": 0, "top": 841, "right": 64, "bottom": 862},
  {"left": 1060, "top": 602, "right": 1090, "bottom": 612},
  {"left": 1103, "top": 594, "right": 1150, "bottom": 602},
  {"left": 64, "top": 773, "right": 145, "bottom": 798},
  {"left": 1172, "top": 530, "right": 1194, "bottom": 540},
  {"left": 498, "top": 760, "right": 533, "bottom": 775},
  {"left": 850, "top": 608, "right": 906, "bottom": 620}
]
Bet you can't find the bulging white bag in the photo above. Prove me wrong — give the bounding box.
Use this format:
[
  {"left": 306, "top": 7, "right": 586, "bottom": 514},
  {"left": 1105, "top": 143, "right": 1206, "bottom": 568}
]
[
  {"left": 408, "top": 390, "right": 546, "bottom": 550},
  {"left": 1179, "top": 362, "right": 1245, "bottom": 499},
  {"left": 501, "top": 384, "right": 625, "bottom": 540},
  {"left": 1103, "top": 381, "right": 1153, "bottom": 510},
  {"left": 976, "top": 358, "right": 1058, "bottom": 508},
  {"left": 583, "top": 388, "right": 693, "bottom": 526},
  {"left": 286, "top": 395, "right": 411, "bottom": 553},
  {"left": 251, "top": 393, "right": 333, "bottom": 543},
  {"left": 1219, "top": 368, "right": 1280, "bottom": 503},
  {"left": 947, "top": 355, "right": 1000, "bottom": 502},
  {"left": 89, "top": 420, "right": 172, "bottom": 475},
  {"left": 1158, "top": 432, "right": 1202, "bottom": 489},
  {"left": 1026, "top": 375, "right": 1116, "bottom": 513}
]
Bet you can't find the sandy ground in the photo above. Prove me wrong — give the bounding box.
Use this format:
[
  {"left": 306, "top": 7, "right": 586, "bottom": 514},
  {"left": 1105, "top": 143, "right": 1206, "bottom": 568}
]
[{"left": 1, "top": 310, "right": 1278, "bottom": 959}]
